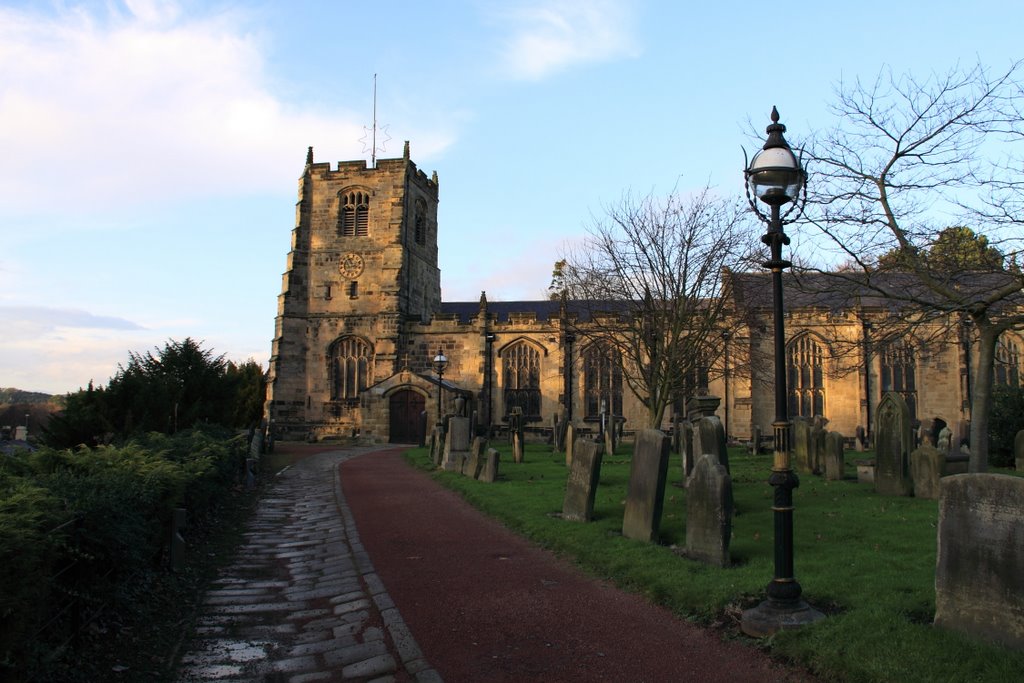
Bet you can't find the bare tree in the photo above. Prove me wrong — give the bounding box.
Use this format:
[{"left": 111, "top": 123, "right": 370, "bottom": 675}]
[
  {"left": 555, "top": 186, "right": 758, "bottom": 428},
  {"left": 800, "top": 60, "right": 1024, "bottom": 471}
]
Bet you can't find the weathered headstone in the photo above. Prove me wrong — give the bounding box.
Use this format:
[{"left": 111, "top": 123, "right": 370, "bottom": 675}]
[
  {"left": 512, "top": 431, "right": 524, "bottom": 464},
  {"left": 692, "top": 415, "right": 729, "bottom": 474},
  {"left": 792, "top": 418, "right": 813, "bottom": 474},
  {"left": 1015, "top": 429, "right": 1024, "bottom": 472},
  {"left": 855, "top": 425, "right": 866, "bottom": 452},
  {"left": 937, "top": 426, "right": 952, "bottom": 455},
  {"left": 810, "top": 420, "right": 827, "bottom": 475},
  {"left": 856, "top": 459, "right": 875, "bottom": 484},
  {"left": 875, "top": 392, "right": 914, "bottom": 496},
  {"left": 910, "top": 445, "right": 944, "bottom": 499},
  {"left": 442, "top": 418, "right": 471, "bottom": 472},
  {"left": 685, "top": 453, "right": 733, "bottom": 567},
  {"left": 750, "top": 425, "right": 762, "bottom": 455},
  {"left": 622, "top": 429, "right": 671, "bottom": 542},
  {"left": 479, "top": 448, "right": 501, "bottom": 482},
  {"left": 564, "top": 423, "right": 576, "bottom": 468},
  {"left": 934, "top": 474, "right": 1024, "bottom": 649},
  {"left": 824, "top": 431, "right": 845, "bottom": 481},
  {"left": 918, "top": 418, "right": 935, "bottom": 448},
  {"left": 681, "top": 421, "right": 695, "bottom": 482},
  {"left": 465, "top": 436, "right": 488, "bottom": 479},
  {"left": 684, "top": 396, "right": 720, "bottom": 480},
  {"left": 553, "top": 413, "right": 568, "bottom": 453},
  {"left": 562, "top": 439, "right": 604, "bottom": 522}
]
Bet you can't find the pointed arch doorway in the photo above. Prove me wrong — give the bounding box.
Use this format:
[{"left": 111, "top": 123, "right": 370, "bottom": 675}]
[{"left": 389, "top": 389, "right": 425, "bottom": 444}]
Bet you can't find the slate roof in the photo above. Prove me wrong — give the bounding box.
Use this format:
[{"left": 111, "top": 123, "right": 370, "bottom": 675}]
[{"left": 439, "top": 299, "right": 636, "bottom": 324}]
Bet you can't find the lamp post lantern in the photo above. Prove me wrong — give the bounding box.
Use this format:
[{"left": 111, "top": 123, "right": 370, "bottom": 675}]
[
  {"left": 433, "top": 348, "right": 448, "bottom": 427},
  {"left": 740, "top": 107, "right": 825, "bottom": 637}
]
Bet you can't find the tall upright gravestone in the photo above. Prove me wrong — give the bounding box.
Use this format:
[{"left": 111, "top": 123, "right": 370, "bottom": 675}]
[
  {"left": 562, "top": 439, "right": 604, "bottom": 522},
  {"left": 823, "top": 430, "right": 845, "bottom": 481},
  {"left": 622, "top": 429, "right": 671, "bottom": 542},
  {"left": 792, "top": 418, "right": 812, "bottom": 474},
  {"left": 692, "top": 415, "right": 729, "bottom": 474},
  {"left": 875, "top": 392, "right": 914, "bottom": 496},
  {"left": 934, "top": 473, "right": 1024, "bottom": 649},
  {"left": 685, "top": 453, "right": 733, "bottom": 567},
  {"left": 564, "top": 424, "right": 576, "bottom": 468}
]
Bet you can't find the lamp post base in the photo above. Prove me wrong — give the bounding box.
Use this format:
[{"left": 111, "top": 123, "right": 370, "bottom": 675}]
[{"left": 740, "top": 598, "right": 825, "bottom": 638}]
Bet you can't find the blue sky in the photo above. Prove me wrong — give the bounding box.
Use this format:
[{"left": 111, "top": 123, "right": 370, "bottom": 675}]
[{"left": 1, "top": 0, "right": 1020, "bottom": 394}]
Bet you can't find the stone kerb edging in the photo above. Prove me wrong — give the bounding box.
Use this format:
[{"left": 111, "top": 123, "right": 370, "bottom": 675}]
[{"left": 330, "top": 450, "right": 443, "bottom": 682}]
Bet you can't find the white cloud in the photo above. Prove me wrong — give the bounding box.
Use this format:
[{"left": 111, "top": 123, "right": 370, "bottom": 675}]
[
  {"left": 492, "top": 0, "right": 640, "bottom": 81},
  {"left": 0, "top": 2, "right": 453, "bottom": 214}
]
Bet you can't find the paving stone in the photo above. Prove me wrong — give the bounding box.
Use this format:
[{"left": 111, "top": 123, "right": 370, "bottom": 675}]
[
  {"left": 322, "top": 641, "right": 389, "bottom": 668},
  {"left": 341, "top": 653, "right": 397, "bottom": 679}
]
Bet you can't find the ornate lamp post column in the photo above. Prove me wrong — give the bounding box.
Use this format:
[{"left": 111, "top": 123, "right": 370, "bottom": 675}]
[
  {"left": 564, "top": 333, "right": 576, "bottom": 422},
  {"left": 484, "top": 333, "right": 496, "bottom": 432},
  {"left": 433, "top": 348, "right": 448, "bottom": 427},
  {"left": 740, "top": 107, "right": 825, "bottom": 637}
]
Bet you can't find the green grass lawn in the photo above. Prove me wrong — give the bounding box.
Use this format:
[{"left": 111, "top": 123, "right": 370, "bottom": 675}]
[{"left": 404, "top": 440, "right": 1024, "bottom": 683}]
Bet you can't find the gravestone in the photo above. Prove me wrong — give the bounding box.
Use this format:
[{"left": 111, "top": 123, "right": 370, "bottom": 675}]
[
  {"left": 684, "top": 396, "right": 720, "bottom": 480},
  {"left": 937, "top": 426, "right": 952, "bottom": 455},
  {"left": 692, "top": 415, "right": 729, "bottom": 474},
  {"left": 681, "top": 421, "right": 695, "bottom": 482},
  {"left": 465, "top": 436, "right": 488, "bottom": 479},
  {"left": 442, "top": 417, "right": 471, "bottom": 472},
  {"left": 910, "top": 445, "right": 944, "bottom": 499},
  {"left": 792, "top": 418, "right": 812, "bottom": 474},
  {"left": 512, "top": 431, "right": 524, "bottom": 464},
  {"left": 562, "top": 439, "right": 604, "bottom": 522},
  {"left": 508, "top": 407, "right": 524, "bottom": 446},
  {"left": 1015, "top": 429, "right": 1024, "bottom": 472},
  {"left": 621, "top": 429, "right": 671, "bottom": 542},
  {"left": 824, "top": 431, "right": 845, "bottom": 481},
  {"left": 750, "top": 425, "right": 762, "bottom": 455},
  {"left": 553, "top": 413, "right": 568, "bottom": 453},
  {"left": 875, "top": 392, "right": 914, "bottom": 496},
  {"left": 855, "top": 425, "right": 866, "bottom": 452},
  {"left": 918, "top": 418, "right": 936, "bottom": 448},
  {"left": 564, "top": 423, "right": 576, "bottom": 468},
  {"left": 479, "top": 448, "right": 501, "bottom": 483},
  {"left": 934, "top": 473, "right": 1024, "bottom": 649},
  {"left": 685, "top": 453, "right": 733, "bottom": 567},
  {"left": 810, "top": 420, "right": 827, "bottom": 475}
]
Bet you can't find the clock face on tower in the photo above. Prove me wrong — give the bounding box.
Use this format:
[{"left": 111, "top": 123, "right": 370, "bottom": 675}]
[{"left": 340, "top": 253, "right": 364, "bottom": 279}]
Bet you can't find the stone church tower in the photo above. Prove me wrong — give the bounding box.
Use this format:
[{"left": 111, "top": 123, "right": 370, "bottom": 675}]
[{"left": 265, "top": 142, "right": 441, "bottom": 440}]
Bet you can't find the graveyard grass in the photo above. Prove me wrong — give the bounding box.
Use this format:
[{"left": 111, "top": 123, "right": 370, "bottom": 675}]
[{"left": 404, "top": 443, "right": 1024, "bottom": 683}]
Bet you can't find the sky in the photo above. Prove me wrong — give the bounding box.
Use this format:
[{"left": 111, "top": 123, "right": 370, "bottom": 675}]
[{"left": 1, "top": 0, "right": 1021, "bottom": 395}]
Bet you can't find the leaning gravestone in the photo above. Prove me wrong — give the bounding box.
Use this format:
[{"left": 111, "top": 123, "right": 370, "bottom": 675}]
[
  {"left": 875, "top": 392, "right": 914, "bottom": 496},
  {"left": 1015, "top": 429, "right": 1024, "bottom": 472},
  {"left": 824, "top": 431, "right": 845, "bottom": 481},
  {"left": 692, "top": 415, "right": 729, "bottom": 474},
  {"left": 622, "top": 429, "right": 671, "bottom": 542},
  {"left": 934, "top": 473, "right": 1024, "bottom": 649},
  {"left": 792, "top": 418, "right": 812, "bottom": 474},
  {"left": 562, "top": 439, "right": 604, "bottom": 522},
  {"left": 910, "top": 445, "right": 944, "bottom": 500},
  {"left": 685, "top": 453, "right": 734, "bottom": 567},
  {"left": 479, "top": 448, "right": 501, "bottom": 483},
  {"left": 442, "top": 417, "right": 471, "bottom": 472},
  {"left": 465, "top": 436, "right": 488, "bottom": 479},
  {"left": 564, "top": 424, "right": 576, "bottom": 468}
]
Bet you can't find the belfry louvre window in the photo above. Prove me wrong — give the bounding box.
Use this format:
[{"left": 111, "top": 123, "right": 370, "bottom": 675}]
[
  {"left": 331, "top": 337, "right": 372, "bottom": 401},
  {"left": 340, "top": 190, "right": 369, "bottom": 236},
  {"left": 583, "top": 343, "right": 623, "bottom": 419},
  {"left": 995, "top": 336, "right": 1021, "bottom": 388},
  {"left": 503, "top": 342, "right": 541, "bottom": 420},
  {"left": 413, "top": 198, "right": 427, "bottom": 246},
  {"left": 787, "top": 334, "right": 825, "bottom": 418},
  {"left": 881, "top": 342, "right": 917, "bottom": 420}
]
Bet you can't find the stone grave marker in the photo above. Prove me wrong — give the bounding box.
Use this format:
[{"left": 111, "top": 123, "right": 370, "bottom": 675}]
[
  {"left": 685, "top": 453, "right": 733, "bottom": 567},
  {"left": 855, "top": 425, "right": 866, "bottom": 452},
  {"left": 562, "top": 439, "right": 604, "bottom": 522},
  {"left": 442, "top": 417, "right": 471, "bottom": 472},
  {"left": 684, "top": 396, "right": 720, "bottom": 479},
  {"left": 824, "top": 430, "right": 845, "bottom": 481},
  {"left": 937, "top": 426, "right": 952, "bottom": 455},
  {"left": 792, "top": 418, "right": 812, "bottom": 474},
  {"left": 512, "top": 431, "right": 524, "bottom": 464},
  {"left": 750, "top": 425, "right": 762, "bottom": 455},
  {"left": 681, "top": 421, "right": 695, "bottom": 483},
  {"left": 934, "top": 473, "right": 1024, "bottom": 649},
  {"left": 692, "top": 415, "right": 728, "bottom": 474},
  {"left": 479, "top": 448, "right": 501, "bottom": 483},
  {"left": 621, "top": 429, "right": 671, "bottom": 542},
  {"left": 553, "top": 413, "right": 568, "bottom": 453},
  {"left": 875, "top": 392, "right": 914, "bottom": 496},
  {"left": 465, "top": 436, "right": 488, "bottom": 479},
  {"left": 910, "top": 444, "right": 944, "bottom": 499},
  {"left": 810, "top": 420, "right": 827, "bottom": 474},
  {"left": 564, "top": 423, "right": 576, "bottom": 468},
  {"left": 1016, "top": 429, "right": 1024, "bottom": 472}
]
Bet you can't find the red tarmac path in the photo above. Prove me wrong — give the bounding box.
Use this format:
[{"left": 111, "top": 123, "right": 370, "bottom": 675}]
[{"left": 340, "top": 447, "right": 815, "bottom": 683}]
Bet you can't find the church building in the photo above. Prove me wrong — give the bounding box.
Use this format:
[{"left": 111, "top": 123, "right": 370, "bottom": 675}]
[{"left": 265, "top": 145, "right": 1020, "bottom": 445}]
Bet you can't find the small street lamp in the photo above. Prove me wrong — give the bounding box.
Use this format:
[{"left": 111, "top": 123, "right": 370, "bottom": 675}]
[
  {"left": 433, "top": 348, "right": 448, "bottom": 426},
  {"left": 740, "top": 107, "right": 825, "bottom": 637}
]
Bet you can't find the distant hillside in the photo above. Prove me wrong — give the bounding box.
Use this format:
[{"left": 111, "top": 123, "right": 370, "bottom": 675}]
[{"left": 0, "top": 387, "right": 55, "bottom": 405}]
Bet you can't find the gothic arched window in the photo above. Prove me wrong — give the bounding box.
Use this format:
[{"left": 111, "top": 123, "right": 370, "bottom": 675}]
[
  {"left": 340, "top": 190, "right": 370, "bottom": 236},
  {"left": 787, "top": 334, "right": 826, "bottom": 418},
  {"left": 881, "top": 341, "right": 917, "bottom": 420},
  {"left": 583, "top": 343, "right": 623, "bottom": 419},
  {"left": 995, "top": 336, "right": 1021, "bottom": 388},
  {"left": 503, "top": 342, "right": 541, "bottom": 420},
  {"left": 413, "top": 198, "right": 427, "bottom": 246},
  {"left": 330, "top": 337, "right": 372, "bottom": 401}
]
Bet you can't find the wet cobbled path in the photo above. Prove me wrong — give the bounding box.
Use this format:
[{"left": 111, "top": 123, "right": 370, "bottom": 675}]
[{"left": 177, "top": 447, "right": 441, "bottom": 682}]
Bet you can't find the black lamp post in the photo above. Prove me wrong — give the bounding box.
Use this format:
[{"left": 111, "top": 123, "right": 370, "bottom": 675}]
[
  {"left": 484, "top": 333, "right": 496, "bottom": 431},
  {"left": 740, "top": 107, "right": 824, "bottom": 637},
  {"left": 721, "top": 330, "right": 730, "bottom": 442},
  {"left": 433, "top": 348, "right": 448, "bottom": 426},
  {"left": 564, "top": 333, "right": 576, "bottom": 422}
]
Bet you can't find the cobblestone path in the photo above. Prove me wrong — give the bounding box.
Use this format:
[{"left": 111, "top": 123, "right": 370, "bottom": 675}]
[{"left": 176, "top": 447, "right": 440, "bottom": 682}]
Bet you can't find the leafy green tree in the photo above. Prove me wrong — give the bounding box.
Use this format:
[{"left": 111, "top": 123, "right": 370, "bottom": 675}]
[
  {"left": 877, "top": 226, "right": 1004, "bottom": 271},
  {"left": 41, "top": 381, "right": 112, "bottom": 448}
]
